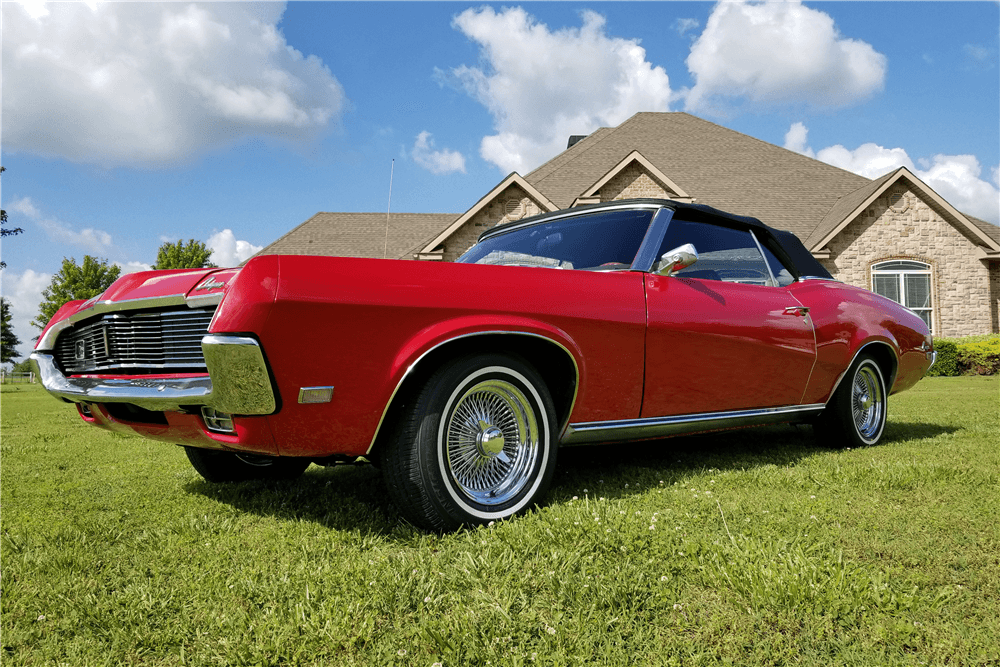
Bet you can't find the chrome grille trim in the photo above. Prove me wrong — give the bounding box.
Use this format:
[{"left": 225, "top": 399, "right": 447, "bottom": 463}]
[{"left": 54, "top": 308, "right": 216, "bottom": 373}]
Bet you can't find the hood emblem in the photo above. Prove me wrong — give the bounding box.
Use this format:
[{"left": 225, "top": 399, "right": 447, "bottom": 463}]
[{"left": 194, "top": 277, "right": 226, "bottom": 291}]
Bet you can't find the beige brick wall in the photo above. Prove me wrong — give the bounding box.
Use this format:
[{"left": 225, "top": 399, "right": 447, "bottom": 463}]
[
  {"left": 441, "top": 186, "right": 545, "bottom": 262},
  {"left": 820, "top": 186, "right": 994, "bottom": 337},
  {"left": 600, "top": 164, "right": 672, "bottom": 201}
]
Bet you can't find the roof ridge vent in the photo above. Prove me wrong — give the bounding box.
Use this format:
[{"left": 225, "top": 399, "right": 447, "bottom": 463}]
[{"left": 567, "top": 135, "right": 587, "bottom": 149}]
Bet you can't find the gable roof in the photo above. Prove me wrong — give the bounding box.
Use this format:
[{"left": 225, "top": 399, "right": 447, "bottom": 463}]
[
  {"left": 572, "top": 150, "right": 692, "bottom": 206},
  {"left": 254, "top": 212, "right": 458, "bottom": 260},
  {"left": 806, "top": 167, "right": 1000, "bottom": 254},
  {"left": 524, "top": 112, "right": 872, "bottom": 241},
  {"left": 418, "top": 172, "right": 557, "bottom": 256}
]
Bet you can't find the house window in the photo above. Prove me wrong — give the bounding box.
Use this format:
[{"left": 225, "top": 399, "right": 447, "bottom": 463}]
[{"left": 871, "top": 260, "right": 933, "bottom": 332}]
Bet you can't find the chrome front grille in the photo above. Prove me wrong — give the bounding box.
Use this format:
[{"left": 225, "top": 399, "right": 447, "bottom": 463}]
[{"left": 54, "top": 308, "right": 216, "bottom": 374}]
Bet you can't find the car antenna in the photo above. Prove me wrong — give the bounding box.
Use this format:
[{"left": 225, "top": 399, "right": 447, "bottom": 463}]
[{"left": 383, "top": 159, "right": 394, "bottom": 259}]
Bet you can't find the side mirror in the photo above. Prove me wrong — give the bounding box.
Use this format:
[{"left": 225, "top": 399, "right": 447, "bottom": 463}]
[{"left": 657, "top": 243, "right": 698, "bottom": 276}]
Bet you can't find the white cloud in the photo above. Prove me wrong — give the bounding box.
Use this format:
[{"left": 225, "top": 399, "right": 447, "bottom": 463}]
[
  {"left": 685, "top": 1, "right": 886, "bottom": 112},
  {"left": 3, "top": 1, "right": 345, "bottom": 167},
  {"left": 783, "top": 122, "right": 813, "bottom": 157},
  {"left": 0, "top": 268, "right": 52, "bottom": 356},
  {"left": 207, "top": 230, "right": 262, "bottom": 267},
  {"left": 446, "top": 7, "right": 672, "bottom": 173},
  {"left": 116, "top": 261, "right": 153, "bottom": 274},
  {"left": 411, "top": 131, "right": 466, "bottom": 175},
  {"left": 673, "top": 18, "right": 700, "bottom": 37},
  {"left": 8, "top": 196, "right": 114, "bottom": 255},
  {"left": 785, "top": 123, "right": 1000, "bottom": 224}
]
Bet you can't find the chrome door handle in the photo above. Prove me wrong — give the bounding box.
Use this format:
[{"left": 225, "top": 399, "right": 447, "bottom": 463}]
[{"left": 783, "top": 306, "right": 810, "bottom": 316}]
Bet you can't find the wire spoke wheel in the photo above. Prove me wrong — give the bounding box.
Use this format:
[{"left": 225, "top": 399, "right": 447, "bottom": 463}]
[
  {"left": 851, "top": 364, "right": 884, "bottom": 442},
  {"left": 445, "top": 378, "right": 539, "bottom": 506}
]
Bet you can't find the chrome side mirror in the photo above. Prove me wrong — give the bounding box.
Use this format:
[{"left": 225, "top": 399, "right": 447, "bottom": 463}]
[{"left": 657, "top": 243, "right": 698, "bottom": 276}]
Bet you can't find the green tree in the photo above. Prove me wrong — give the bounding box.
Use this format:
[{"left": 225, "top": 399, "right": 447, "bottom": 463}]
[
  {"left": 1, "top": 297, "right": 21, "bottom": 364},
  {"left": 153, "top": 239, "right": 216, "bottom": 270},
  {"left": 1, "top": 166, "right": 25, "bottom": 270},
  {"left": 31, "top": 256, "right": 122, "bottom": 331}
]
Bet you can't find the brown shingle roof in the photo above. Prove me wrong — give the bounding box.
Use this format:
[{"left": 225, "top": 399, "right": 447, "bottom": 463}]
[
  {"left": 255, "top": 212, "right": 459, "bottom": 260},
  {"left": 524, "top": 112, "right": 872, "bottom": 240}
]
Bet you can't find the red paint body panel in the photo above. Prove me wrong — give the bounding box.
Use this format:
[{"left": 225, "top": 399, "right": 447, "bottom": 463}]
[
  {"left": 256, "top": 256, "right": 646, "bottom": 457},
  {"left": 642, "top": 274, "right": 817, "bottom": 416},
  {"left": 787, "top": 280, "right": 931, "bottom": 403},
  {"left": 82, "top": 403, "right": 278, "bottom": 454}
]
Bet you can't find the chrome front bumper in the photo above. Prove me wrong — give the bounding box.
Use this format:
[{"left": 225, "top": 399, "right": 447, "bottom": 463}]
[{"left": 30, "top": 335, "right": 277, "bottom": 415}]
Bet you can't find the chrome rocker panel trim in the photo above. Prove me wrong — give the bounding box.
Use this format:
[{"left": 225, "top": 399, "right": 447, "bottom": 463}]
[
  {"left": 561, "top": 403, "right": 826, "bottom": 446},
  {"left": 30, "top": 334, "right": 276, "bottom": 415}
]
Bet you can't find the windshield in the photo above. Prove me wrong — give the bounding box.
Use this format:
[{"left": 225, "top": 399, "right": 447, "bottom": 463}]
[{"left": 457, "top": 209, "right": 654, "bottom": 271}]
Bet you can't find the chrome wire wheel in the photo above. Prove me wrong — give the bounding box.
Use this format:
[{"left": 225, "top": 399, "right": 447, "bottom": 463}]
[
  {"left": 444, "top": 378, "right": 540, "bottom": 507},
  {"left": 851, "top": 362, "right": 885, "bottom": 444}
]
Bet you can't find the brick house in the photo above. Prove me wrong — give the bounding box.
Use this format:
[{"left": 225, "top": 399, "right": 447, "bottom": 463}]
[{"left": 256, "top": 112, "right": 1000, "bottom": 337}]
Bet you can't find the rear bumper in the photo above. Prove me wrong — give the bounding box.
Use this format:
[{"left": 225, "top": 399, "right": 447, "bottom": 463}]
[{"left": 30, "top": 334, "right": 277, "bottom": 415}]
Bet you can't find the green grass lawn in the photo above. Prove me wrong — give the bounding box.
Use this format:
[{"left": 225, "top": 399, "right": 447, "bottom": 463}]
[{"left": 2, "top": 377, "right": 998, "bottom": 666}]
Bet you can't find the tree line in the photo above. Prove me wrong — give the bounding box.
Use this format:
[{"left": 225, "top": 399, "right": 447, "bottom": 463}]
[{"left": 1, "top": 239, "right": 218, "bottom": 369}]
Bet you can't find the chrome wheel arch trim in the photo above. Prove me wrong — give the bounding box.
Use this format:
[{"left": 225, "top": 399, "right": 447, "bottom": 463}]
[
  {"left": 366, "top": 330, "right": 580, "bottom": 455},
  {"left": 825, "top": 340, "right": 899, "bottom": 402},
  {"left": 561, "top": 403, "right": 826, "bottom": 446}
]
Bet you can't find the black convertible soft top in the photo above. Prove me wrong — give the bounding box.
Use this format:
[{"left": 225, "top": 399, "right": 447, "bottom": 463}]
[{"left": 479, "top": 199, "right": 833, "bottom": 280}]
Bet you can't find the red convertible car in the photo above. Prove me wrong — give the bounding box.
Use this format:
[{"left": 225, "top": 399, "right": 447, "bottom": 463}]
[{"left": 31, "top": 200, "right": 935, "bottom": 530}]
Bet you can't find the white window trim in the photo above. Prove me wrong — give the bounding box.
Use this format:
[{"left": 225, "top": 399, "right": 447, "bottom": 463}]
[{"left": 871, "top": 260, "right": 934, "bottom": 333}]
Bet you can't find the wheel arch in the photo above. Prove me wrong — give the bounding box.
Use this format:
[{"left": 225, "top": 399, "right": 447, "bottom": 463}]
[
  {"left": 827, "top": 340, "right": 898, "bottom": 405},
  {"left": 367, "top": 331, "right": 579, "bottom": 459}
]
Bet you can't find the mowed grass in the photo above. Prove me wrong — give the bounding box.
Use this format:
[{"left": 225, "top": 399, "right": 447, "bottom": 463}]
[{"left": 2, "top": 377, "right": 998, "bottom": 666}]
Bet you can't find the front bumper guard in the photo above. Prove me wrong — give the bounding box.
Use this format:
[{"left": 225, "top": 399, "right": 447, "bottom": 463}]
[{"left": 30, "top": 335, "right": 276, "bottom": 415}]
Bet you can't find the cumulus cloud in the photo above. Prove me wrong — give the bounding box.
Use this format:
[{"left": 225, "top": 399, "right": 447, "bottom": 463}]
[
  {"left": 0, "top": 268, "right": 52, "bottom": 356},
  {"left": 411, "top": 132, "right": 466, "bottom": 175},
  {"left": 785, "top": 123, "right": 1000, "bottom": 224},
  {"left": 3, "top": 1, "right": 345, "bottom": 167},
  {"left": 445, "top": 6, "right": 672, "bottom": 173},
  {"left": 8, "top": 196, "right": 114, "bottom": 255},
  {"left": 207, "top": 229, "right": 262, "bottom": 267},
  {"left": 685, "top": 0, "right": 886, "bottom": 112}
]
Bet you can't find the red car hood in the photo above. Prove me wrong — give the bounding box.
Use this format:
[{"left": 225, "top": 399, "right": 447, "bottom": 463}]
[{"left": 35, "top": 267, "right": 240, "bottom": 350}]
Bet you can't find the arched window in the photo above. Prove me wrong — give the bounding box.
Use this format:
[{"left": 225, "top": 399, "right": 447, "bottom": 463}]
[{"left": 871, "top": 260, "right": 933, "bottom": 332}]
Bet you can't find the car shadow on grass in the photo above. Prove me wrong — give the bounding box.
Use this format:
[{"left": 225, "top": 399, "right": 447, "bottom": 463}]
[
  {"left": 183, "top": 421, "right": 956, "bottom": 534},
  {"left": 551, "top": 421, "right": 957, "bottom": 500}
]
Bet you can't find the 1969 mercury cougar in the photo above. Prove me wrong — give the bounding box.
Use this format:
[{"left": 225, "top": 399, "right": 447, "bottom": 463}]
[{"left": 31, "top": 200, "right": 935, "bottom": 529}]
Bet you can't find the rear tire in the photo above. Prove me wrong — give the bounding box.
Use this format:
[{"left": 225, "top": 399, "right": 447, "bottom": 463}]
[
  {"left": 183, "top": 446, "right": 310, "bottom": 482},
  {"left": 814, "top": 354, "right": 887, "bottom": 448},
  {"left": 381, "top": 354, "right": 558, "bottom": 531}
]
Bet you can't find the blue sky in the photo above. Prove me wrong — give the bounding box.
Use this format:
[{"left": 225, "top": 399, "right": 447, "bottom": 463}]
[{"left": 2, "top": 1, "right": 999, "bottom": 357}]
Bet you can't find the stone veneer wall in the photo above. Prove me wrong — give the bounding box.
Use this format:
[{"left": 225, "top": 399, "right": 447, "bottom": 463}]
[
  {"left": 600, "top": 164, "right": 672, "bottom": 201},
  {"left": 991, "top": 262, "right": 1000, "bottom": 334},
  {"left": 819, "top": 185, "right": 994, "bottom": 337},
  {"left": 441, "top": 185, "right": 544, "bottom": 262}
]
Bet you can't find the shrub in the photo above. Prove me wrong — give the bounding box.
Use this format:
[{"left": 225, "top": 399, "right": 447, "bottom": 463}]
[
  {"left": 957, "top": 335, "right": 1000, "bottom": 375},
  {"left": 927, "top": 339, "right": 959, "bottom": 376},
  {"left": 927, "top": 334, "right": 1000, "bottom": 376}
]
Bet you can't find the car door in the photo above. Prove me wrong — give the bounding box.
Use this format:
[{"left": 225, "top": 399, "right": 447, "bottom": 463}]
[{"left": 641, "top": 217, "right": 816, "bottom": 418}]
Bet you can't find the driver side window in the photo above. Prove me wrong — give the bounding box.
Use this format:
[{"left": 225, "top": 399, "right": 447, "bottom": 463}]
[{"left": 655, "top": 219, "right": 775, "bottom": 285}]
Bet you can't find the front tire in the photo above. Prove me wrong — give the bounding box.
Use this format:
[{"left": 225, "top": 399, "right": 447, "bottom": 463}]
[
  {"left": 815, "top": 354, "right": 887, "bottom": 448},
  {"left": 382, "top": 354, "right": 558, "bottom": 531},
  {"left": 183, "top": 446, "right": 310, "bottom": 483}
]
